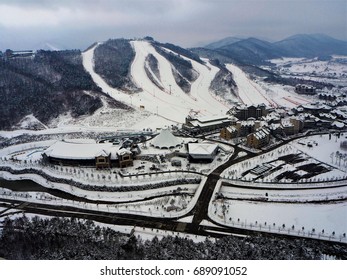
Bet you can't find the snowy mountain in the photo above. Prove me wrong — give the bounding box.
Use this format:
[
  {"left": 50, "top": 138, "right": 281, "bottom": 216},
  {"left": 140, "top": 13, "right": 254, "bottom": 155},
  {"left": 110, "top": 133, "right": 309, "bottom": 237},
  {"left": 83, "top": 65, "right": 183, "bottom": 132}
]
[
  {"left": 218, "top": 37, "right": 285, "bottom": 65},
  {"left": 1, "top": 34, "right": 345, "bottom": 131},
  {"left": 201, "top": 34, "right": 347, "bottom": 65},
  {"left": 83, "top": 39, "right": 238, "bottom": 124},
  {"left": 273, "top": 34, "right": 347, "bottom": 58},
  {"left": 0, "top": 49, "right": 129, "bottom": 130},
  {"left": 204, "top": 36, "right": 244, "bottom": 50}
]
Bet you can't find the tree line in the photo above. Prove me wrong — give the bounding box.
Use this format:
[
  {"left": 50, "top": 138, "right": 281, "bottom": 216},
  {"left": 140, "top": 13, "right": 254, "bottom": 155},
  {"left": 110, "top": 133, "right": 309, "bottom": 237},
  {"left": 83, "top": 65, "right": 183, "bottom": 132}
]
[
  {"left": 0, "top": 49, "right": 128, "bottom": 130},
  {"left": 1, "top": 216, "right": 346, "bottom": 260}
]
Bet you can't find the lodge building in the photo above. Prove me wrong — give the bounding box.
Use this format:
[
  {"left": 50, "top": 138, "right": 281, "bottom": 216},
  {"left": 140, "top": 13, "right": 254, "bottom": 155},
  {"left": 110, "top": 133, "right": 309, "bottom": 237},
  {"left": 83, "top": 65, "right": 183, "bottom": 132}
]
[{"left": 43, "top": 139, "right": 133, "bottom": 169}]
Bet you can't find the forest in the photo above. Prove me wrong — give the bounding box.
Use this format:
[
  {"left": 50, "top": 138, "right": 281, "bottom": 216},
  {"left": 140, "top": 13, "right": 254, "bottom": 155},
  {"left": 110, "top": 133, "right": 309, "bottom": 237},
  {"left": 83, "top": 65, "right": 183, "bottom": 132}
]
[
  {"left": 0, "top": 50, "right": 104, "bottom": 130},
  {"left": 1, "top": 216, "right": 346, "bottom": 260},
  {"left": 93, "top": 39, "right": 140, "bottom": 92}
]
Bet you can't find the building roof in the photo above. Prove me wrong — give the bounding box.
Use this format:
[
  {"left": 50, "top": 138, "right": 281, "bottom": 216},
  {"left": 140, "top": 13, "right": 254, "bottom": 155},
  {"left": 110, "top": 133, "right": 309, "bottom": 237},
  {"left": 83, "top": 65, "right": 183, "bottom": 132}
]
[
  {"left": 253, "top": 128, "right": 270, "bottom": 140},
  {"left": 151, "top": 128, "right": 181, "bottom": 149},
  {"left": 44, "top": 140, "right": 121, "bottom": 160},
  {"left": 196, "top": 115, "right": 230, "bottom": 123},
  {"left": 332, "top": 121, "right": 345, "bottom": 128},
  {"left": 117, "top": 148, "right": 132, "bottom": 156},
  {"left": 190, "top": 118, "right": 230, "bottom": 128},
  {"left": 188, "top": 143, "right": 218, "bottom": 156},
  {"left": 226, "top": 126, "right": 238, "bottom": 133},
  {"left": 239, "top": 120, "right": 255, "bottom": 127}
]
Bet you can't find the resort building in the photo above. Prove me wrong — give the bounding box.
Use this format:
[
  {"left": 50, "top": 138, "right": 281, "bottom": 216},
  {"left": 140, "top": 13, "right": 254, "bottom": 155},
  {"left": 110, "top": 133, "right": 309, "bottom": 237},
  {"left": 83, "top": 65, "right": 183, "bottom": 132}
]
[
  {"left": 43, "top": 139, "right": 133, "bottom": 168},
  {"left": 228, "top": 104, "right": 268, "bottom": 120},
  {"left": 183, "top": 115, "right": 235, "bottom": 135},
  {"left": 246, "top": 128, "right": 271, "bottom": 149},
  {"left": 187, "top": 142, "right": 219, "bottom": 162},
  {"left": 220, "top": 126, "right": 238, "bottom": 140},
  {"left": 151, "top": 128, "right": 182, "bottom": 149},
  {"left": 295, "top": 84, "right": 316, "bottom": 95}
]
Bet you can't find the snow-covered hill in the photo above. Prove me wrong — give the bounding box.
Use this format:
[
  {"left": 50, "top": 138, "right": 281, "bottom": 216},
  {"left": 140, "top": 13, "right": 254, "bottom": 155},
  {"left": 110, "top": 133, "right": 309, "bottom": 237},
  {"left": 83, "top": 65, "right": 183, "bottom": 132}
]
[{"left": 83, "top": 40, "right": 235, "bottom": 124}]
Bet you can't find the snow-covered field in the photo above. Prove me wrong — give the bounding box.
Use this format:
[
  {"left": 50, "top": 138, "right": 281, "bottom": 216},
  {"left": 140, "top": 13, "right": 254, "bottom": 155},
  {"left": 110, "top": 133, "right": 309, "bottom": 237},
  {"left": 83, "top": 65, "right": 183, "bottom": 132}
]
[
  {"left": 269, "top": 56, "right": 347, "bottom": 87},
  {"left": 211, "top": 199, "right": 347, "bottom": 242},
  {"left": 270, "top": 56, "right": 347, "bottom": 79},
  {"left": 208, "top": 180, "right": 347, "bottom": 243},
  {"left": 291, "top": 134, "right": 347, "bottom": 171}
]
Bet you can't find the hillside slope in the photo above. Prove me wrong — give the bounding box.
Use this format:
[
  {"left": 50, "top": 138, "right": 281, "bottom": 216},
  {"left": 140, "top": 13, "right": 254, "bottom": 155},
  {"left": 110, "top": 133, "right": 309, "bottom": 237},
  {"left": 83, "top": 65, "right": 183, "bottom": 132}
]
[
  {"left": 93, "top": 39, "right": 140, "bottom": 92},
  {"left": 274, "top": 34, "right": 347, "bottom": 57},
  {"left": 0, "top": 50, "right": 107, "bottom": 130},
  {"left": 83, "top": 39, "right": 236, "bottom": 124}
]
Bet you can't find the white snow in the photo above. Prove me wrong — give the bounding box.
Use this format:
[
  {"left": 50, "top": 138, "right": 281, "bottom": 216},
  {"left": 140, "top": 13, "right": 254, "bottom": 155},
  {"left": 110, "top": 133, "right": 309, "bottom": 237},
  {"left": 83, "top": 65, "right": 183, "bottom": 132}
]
[
  {"left": 292, "top": 134, "right": 347, "bottom": 172},
  {"left": 15, "top": 114, "right": 48, "bottom": 130},
  {"left": 211, "top": 199, "right": 347, "bottom": 242},
  {"left": 269, "top": 57, "right": 347, "bottom": 87},
  {"left": 207, "top": 179, "right": 347, "bottom": 243},
  {"left": 226, "top": 64, "right": 273, "bottom": 106}
]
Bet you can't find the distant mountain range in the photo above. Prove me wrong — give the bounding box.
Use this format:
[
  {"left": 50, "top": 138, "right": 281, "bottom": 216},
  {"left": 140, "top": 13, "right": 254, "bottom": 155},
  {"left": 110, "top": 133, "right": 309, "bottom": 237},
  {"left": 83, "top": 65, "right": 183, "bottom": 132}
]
[{"left": 202, "top": 34, "right": 347, "bottom": 65}]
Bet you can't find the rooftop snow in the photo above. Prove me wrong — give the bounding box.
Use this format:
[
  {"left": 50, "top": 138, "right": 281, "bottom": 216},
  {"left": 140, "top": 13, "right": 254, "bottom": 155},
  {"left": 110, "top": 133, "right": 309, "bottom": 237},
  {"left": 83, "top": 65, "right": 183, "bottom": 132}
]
[
  {"left": 151, "top": 129, "right": 182, "bottom": 149},
  {"left": 188, "top": 143, "right": 218, "bottom": 155},
  {"left": 44, "top": 140, "right": 121, "bottom": 160}
]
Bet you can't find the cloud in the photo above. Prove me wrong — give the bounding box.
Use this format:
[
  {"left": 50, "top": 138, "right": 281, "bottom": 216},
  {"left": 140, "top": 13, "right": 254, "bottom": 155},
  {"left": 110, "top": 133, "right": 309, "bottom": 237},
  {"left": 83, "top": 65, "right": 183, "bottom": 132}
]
[{"left": 0, "top": 0, "right": 345, "bottom": 50}]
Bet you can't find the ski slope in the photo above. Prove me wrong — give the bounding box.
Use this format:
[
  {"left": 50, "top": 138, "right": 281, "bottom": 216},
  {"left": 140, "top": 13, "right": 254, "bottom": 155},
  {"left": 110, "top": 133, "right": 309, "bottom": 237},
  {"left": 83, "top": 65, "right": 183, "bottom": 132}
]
[
  {"left": 226, "top": 63, "right": 311, "bottom": 108},
  {"left": 82, "top": 40, "right": 230, "bottom": 125},
  {"left": 226, "top": 64, "right": 275, "bottom": 107}
]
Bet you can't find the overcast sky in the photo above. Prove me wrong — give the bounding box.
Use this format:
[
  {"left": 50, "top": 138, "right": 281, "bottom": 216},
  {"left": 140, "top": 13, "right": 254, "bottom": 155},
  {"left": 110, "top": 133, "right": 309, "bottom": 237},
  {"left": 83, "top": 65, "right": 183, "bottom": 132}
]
[{"left": 0, "top": 0, "right": 346, "bottom": 50}]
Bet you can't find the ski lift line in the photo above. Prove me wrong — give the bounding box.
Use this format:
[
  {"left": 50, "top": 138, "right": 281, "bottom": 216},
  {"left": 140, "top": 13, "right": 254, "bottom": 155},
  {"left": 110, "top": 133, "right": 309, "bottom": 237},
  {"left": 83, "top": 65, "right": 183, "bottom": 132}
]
[
  {"left": 141, "top": 81, "right": 215, "bottom": 116},
  {"left": 191, "top": 61, "right": 230, "bottom": 111},
  {"left": 160, "top": 46, "right": 229, "bottom": 113},
  {"left": 136, "top": 42, "right": 211, "bottom": 111},
  {"left": 142, "top": 43, "right": 197, "bottom": 106},
  {"left": 137, "top": 40, "right": 231, "bottom": 116},
  {"left": 237, "top": 87, "right": 254, "bottom": 105},
  {"left": 193, "top": 66, "right": 230, "bottom": 111},
  {"left": 130, "top": 43, "right": 195, "bottom": 112}
]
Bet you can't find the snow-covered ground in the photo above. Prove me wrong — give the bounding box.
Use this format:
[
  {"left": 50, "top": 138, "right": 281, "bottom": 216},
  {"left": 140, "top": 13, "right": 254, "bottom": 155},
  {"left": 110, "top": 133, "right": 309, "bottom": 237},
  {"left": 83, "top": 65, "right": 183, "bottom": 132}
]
[
  {"left": 211, "top": 199, "right": 347, "bottom": 242},
  {"left": 270, "top": 56, "right": 347, "bottom": 79},
  {"left": 291, "top": 134, "right": 347, "bottom": 171},
  {"left": 213, "top": 134, "right": 347, "bottom": 243},
  {"left": 208, "top": 180, "right": 347, "bottom": 243},
  {"left": 226, "top": 64, "right": 273, "bottom": 106},
  {"left": 269, "top": 56, "right": 347, "bottom": 87}
]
